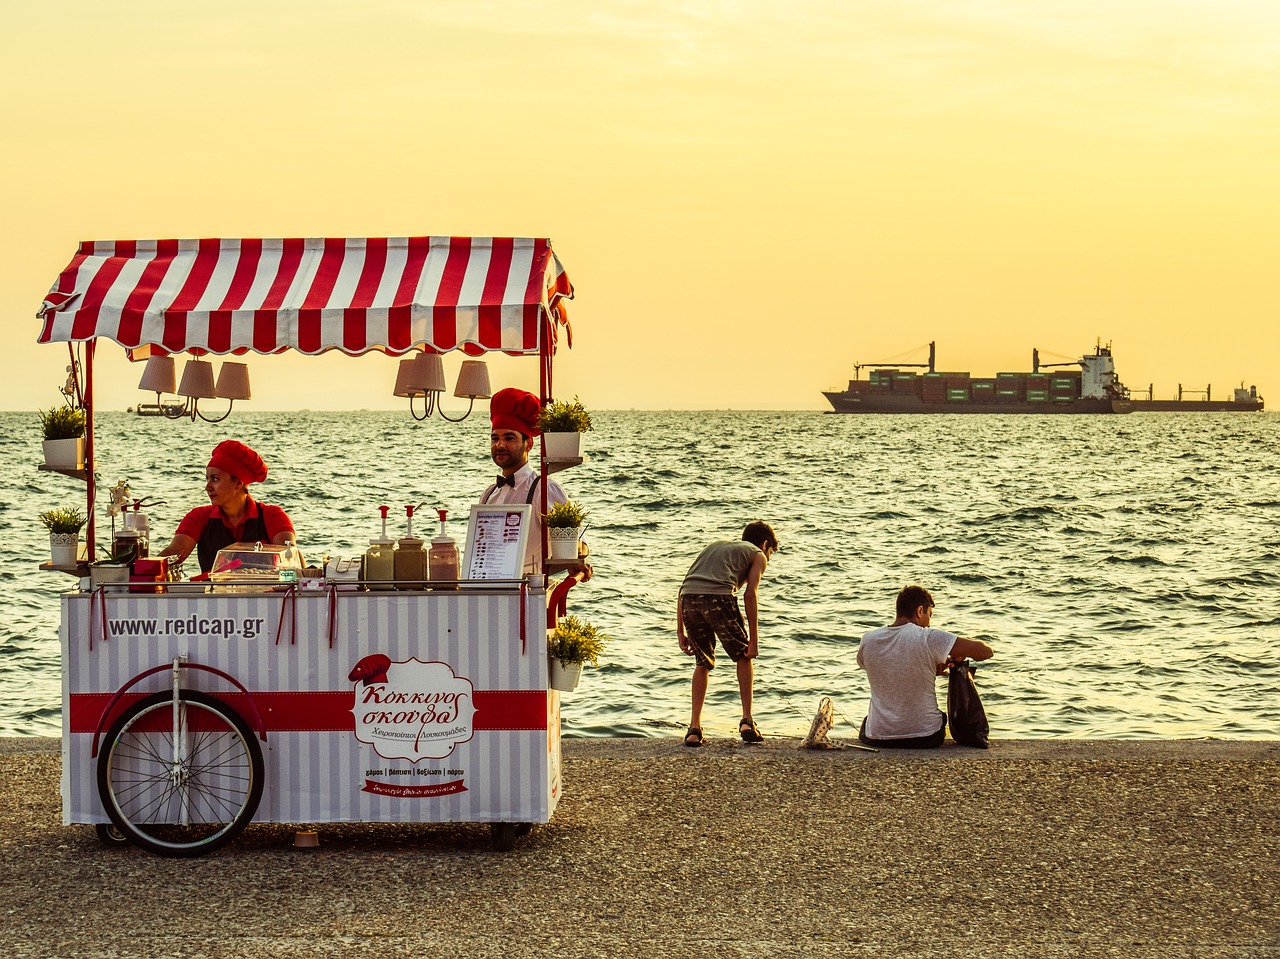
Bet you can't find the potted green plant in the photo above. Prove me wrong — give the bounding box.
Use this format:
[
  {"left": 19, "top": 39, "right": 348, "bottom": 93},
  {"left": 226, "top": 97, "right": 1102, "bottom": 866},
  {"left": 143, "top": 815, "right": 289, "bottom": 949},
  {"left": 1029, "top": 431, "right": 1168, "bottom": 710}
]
[
  {"left": 543, "top": 500, "right": 588, "bottom": 561},
  {"left": 547, "top": 614, "right": 608, "bottom": 692},
  {"left": 40, "top": 506, "right": 87, "bottom": 567},
  {"left": 39, "top": 405, "right": 87, "bottom": 470},
  {"left": 538, "top": 396, "right": 592, "bottom": 460}
]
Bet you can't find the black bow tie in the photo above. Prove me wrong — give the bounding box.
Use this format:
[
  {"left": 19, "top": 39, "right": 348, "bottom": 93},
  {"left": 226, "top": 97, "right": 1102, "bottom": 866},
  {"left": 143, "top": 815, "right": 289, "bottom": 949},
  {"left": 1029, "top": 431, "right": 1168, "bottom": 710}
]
[{"left": 494, "top": 474, "right": 516, "bottom": 489}]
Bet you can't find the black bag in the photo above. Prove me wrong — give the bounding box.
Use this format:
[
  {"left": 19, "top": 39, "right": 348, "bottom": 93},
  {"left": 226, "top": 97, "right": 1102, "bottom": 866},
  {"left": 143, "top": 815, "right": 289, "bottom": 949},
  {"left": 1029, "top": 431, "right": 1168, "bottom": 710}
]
[{"left": 947, "top": 660, "right": 990, "bottom": 748}]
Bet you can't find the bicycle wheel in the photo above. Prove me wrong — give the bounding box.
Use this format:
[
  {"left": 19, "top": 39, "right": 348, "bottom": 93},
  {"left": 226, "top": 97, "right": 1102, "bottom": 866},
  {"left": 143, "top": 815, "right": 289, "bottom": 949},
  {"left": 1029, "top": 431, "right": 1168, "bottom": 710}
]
[{"left": 97, "top": 689, "right": 264, "bottom": 857}]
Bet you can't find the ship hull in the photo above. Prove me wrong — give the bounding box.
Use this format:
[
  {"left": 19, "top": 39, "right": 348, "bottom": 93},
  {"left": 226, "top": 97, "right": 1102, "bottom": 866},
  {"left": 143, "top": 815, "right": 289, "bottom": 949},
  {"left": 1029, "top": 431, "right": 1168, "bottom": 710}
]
[
  {"left": 822, "top": 392, "right": 1132, "bottom": 414},
  {"left": 1129, "top": 399, "right": 1264, "bottom": 412}
]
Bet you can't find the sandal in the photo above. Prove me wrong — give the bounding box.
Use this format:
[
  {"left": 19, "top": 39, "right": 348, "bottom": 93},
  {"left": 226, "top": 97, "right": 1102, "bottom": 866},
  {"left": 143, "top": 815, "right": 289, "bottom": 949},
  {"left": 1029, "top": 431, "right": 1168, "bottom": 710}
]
[
  {"left": 739, "top": 718, "right": 764, "bottom": 743},
  {"left": 683, "top": 726, "right": 704, "bottom": 748}
]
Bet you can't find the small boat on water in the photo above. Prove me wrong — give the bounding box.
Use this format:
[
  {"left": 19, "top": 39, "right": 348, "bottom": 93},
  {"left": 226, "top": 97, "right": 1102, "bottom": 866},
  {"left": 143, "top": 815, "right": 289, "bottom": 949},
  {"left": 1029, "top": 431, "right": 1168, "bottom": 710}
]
[
  {"left": 132, "top": 401, "right": 187, "bottom": 417},
  {"left": 823, "top": 342, "right": 1264, "bottom": 414}
]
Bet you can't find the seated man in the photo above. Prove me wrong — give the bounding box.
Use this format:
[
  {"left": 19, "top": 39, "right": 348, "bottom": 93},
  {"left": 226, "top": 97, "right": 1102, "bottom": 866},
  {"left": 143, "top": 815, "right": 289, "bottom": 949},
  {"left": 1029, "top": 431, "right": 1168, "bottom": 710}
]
[{"left": 857, "top": 584, "right": 993, "bottom": 748}]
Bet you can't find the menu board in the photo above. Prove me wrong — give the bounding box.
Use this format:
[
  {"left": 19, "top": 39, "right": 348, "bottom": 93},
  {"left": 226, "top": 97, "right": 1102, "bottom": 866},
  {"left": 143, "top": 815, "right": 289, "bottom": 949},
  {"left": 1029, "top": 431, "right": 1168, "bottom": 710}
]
[{"left": 463, "top": 504, "right": 531, "bottom": 580}]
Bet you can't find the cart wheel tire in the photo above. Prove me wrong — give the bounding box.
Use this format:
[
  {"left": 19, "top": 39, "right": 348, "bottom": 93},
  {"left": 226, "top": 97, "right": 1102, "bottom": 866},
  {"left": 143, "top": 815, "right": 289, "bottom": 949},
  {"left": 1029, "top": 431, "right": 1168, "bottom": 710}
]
[
  {"left": 97, "top": 689, "right": 264, "bottom": 858},
  {"left": 491, "top": 822, "right": 518, "bottom": 852},
  {"left": 94, "top": 822, "right": 132, "bottom": 847},
  {"left": 514, "top": 822, "right": 533, "bottom": 837}
]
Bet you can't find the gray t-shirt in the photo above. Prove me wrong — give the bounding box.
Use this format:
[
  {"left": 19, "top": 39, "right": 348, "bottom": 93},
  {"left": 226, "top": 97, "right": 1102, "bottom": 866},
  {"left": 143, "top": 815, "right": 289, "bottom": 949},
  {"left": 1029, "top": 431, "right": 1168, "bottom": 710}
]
[
  {"left": 857, "top": 622, "right": 958, "bottom": 739},
  {"left": 679, "top": 541, "right": 761, "bottom": 597}
]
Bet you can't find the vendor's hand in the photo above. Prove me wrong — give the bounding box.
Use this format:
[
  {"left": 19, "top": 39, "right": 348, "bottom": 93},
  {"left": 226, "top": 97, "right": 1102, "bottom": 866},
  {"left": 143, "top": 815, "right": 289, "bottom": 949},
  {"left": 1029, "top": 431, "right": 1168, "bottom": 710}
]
[
  {"left": 678, "top": 633, "right": 693, "bottom": 656},
  {"left": 746, "top": 640, "right": 759, "bottom": 660}
]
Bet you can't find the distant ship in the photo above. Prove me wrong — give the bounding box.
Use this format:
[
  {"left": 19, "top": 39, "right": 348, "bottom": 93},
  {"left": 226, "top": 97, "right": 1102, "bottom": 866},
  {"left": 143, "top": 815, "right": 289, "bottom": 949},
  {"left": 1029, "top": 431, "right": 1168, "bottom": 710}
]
[{"left": 823, "top": 342, "right": 1264, "bottom": 414}]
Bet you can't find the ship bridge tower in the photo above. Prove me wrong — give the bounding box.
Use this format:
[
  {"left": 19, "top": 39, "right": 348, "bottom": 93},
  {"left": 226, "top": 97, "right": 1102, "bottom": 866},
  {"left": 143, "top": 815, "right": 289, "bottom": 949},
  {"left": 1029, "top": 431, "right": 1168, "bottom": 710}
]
[{"left": 1078, "top": 343, "right": 1122, "bottom": 399}]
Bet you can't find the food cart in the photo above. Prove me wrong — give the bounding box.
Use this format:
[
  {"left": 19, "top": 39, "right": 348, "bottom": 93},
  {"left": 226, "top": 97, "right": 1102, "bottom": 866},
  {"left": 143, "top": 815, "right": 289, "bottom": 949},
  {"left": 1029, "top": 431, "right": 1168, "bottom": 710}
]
[{"left": 36, "top": 236, "right": 582, "bottom": 856}]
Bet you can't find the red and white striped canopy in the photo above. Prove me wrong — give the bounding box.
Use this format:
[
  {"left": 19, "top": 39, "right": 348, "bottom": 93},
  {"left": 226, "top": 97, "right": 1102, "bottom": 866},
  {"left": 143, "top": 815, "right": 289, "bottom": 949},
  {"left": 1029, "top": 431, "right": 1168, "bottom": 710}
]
[{"left": 36, "top": 236, "right": 573, "bottom": 357}]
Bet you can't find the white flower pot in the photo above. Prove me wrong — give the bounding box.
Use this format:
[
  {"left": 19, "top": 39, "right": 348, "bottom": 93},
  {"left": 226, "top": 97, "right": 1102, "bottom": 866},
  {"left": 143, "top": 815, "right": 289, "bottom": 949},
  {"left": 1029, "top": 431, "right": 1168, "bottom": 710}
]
[
  {"left": 548, "top": 657, "right": 583, "bottom": 692},
  {"left": 542, "top": 432, "right": 582, "bottom": 460},
  {"left": 50, "top": 532, "right": 80, "bottom": 567},
  {"left": 547, "top": 526, "right": 581, "bottom": 561},
  {"left": 42, "top": 437, "right": 85, "bottom": 470}
]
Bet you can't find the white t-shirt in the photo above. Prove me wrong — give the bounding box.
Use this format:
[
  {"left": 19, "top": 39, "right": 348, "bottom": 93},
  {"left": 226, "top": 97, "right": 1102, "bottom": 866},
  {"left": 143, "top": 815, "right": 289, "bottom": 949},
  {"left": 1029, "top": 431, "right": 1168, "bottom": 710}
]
[{"left": 857, "top": 622, "right": 958, "bottom": 739}]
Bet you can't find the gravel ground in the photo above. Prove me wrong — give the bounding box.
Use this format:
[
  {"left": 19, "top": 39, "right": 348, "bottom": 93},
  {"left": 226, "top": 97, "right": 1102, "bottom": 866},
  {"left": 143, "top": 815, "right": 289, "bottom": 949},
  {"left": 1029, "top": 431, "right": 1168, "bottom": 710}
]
[{"left": 1, "top": 736, "right": 1277, "bottom": 958}]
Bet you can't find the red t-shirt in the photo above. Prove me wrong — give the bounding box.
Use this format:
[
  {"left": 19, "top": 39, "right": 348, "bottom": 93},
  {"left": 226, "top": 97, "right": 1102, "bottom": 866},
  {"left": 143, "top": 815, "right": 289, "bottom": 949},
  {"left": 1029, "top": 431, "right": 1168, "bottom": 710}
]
[{"left": 175, "top": 497, "right": 294, "bottom": 544}]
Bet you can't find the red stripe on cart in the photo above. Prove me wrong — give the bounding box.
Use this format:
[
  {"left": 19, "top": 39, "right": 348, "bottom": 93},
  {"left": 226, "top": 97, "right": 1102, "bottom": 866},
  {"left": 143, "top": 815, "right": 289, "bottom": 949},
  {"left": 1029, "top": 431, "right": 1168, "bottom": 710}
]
[{"left": 70, "top": 689, "right": 547, "bottom": 734}]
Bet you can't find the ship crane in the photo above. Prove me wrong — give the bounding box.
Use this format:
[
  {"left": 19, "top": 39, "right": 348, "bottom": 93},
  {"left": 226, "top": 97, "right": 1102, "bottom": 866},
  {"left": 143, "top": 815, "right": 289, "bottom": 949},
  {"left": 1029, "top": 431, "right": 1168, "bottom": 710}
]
[
  {"left": 1032, "top": 348, "right": 1083, "bottom": 372},
  {"left": 852, "top": 341, "right": 936, "bottom": 379}
]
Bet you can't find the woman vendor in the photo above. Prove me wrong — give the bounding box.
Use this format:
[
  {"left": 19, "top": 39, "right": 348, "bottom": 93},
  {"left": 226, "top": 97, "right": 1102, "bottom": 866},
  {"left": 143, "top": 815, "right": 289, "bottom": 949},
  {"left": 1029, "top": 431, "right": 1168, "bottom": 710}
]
[{"left": 158, "top": 440, "right": 296, "bottom": 574}]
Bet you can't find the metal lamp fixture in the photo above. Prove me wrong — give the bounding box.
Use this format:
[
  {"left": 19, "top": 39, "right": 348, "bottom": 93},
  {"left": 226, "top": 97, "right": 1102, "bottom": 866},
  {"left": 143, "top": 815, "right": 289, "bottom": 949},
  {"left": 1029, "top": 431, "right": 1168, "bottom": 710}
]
[
  {"left": 137, "top": 355, "right": 252, "bottom": 422},
  {"left": 395, "top": 353, "right": 490, "bottom": 421}
]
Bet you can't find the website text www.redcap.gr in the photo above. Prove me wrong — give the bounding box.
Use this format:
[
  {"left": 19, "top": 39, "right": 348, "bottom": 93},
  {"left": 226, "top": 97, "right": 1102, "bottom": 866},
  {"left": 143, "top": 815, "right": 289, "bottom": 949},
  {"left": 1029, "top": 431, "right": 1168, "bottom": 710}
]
[{"left": 106, "top": 615, "right": 268, "bottom": 641}]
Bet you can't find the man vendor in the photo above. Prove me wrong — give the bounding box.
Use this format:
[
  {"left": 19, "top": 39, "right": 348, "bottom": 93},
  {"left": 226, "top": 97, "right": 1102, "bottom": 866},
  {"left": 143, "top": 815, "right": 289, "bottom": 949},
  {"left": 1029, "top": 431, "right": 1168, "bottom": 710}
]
[
  {"left": 857, "top": 584, "right": 994, "bottom": 748},
  {"left": 158, "top": 440, "right": 296, "bottom": 574},
  {"left": 478, "top": 387, "right": 590, "bottom": 579}
]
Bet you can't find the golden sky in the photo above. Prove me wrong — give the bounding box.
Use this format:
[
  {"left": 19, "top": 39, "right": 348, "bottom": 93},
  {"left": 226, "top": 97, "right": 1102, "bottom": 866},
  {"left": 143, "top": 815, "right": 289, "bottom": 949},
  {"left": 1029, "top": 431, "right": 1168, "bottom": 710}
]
[{"left": 3, "top": 0, "right": 1277, "bottom": 411}]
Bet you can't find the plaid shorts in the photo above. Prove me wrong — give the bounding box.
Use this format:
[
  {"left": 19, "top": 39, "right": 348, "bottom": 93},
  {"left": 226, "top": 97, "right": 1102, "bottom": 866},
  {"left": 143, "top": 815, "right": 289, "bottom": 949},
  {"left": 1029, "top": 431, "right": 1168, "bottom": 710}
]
[{"left": 680, "top": 593, "right": 749, "bottom": 669}]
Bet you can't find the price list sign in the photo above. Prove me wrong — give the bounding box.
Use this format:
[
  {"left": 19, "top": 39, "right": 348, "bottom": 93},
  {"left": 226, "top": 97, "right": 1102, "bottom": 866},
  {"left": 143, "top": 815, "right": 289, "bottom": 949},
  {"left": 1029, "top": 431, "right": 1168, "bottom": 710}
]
[{"left": 464, "top": 505, "right": 531, "bottom": 580}]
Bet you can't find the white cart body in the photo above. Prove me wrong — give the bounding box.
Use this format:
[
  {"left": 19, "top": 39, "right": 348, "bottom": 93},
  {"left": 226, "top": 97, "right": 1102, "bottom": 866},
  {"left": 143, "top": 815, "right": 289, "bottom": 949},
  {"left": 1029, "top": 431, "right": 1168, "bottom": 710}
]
[{"left": 61, "top": 587, "right": 561, "bottom": 826}]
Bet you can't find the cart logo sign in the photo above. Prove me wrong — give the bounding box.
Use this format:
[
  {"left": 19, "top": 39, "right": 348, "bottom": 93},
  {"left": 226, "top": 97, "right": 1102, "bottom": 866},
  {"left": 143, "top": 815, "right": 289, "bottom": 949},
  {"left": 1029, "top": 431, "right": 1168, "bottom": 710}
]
[{"left": 349, "top": 656, "right": 476, "bottom": 762}]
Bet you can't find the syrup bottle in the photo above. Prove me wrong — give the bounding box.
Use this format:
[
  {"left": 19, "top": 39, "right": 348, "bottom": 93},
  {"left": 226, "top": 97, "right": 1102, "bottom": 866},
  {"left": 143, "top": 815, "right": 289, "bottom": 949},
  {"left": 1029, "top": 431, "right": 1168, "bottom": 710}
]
[
  {"left": 394, "top": 503, "right": 427, "bottom": 589},
  {"left": 428, "top": 508, "right": 459, "bottom": 589},
  {"left": 364, "top": 505, "right": 395, "bottom": 590}
]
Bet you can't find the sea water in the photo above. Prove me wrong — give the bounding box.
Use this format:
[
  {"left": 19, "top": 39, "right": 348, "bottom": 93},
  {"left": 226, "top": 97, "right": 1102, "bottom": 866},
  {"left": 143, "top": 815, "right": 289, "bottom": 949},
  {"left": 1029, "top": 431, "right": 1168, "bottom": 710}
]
[{"left": 2, "top": 410, "right": 1278, "bottom": 740}]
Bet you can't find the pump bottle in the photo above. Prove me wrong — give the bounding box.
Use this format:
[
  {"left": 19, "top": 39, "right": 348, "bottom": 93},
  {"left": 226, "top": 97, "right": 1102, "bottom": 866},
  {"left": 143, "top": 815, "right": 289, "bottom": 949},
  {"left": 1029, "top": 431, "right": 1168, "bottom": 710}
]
[
  {"left": 428, "top": 508, "right": 459, "bottom": 588},
  {"left": 364, "top": 505, "right": 396, "bottom": 590},
  {"left": 394, "top": 504, "right": 428, "bottom": 588}
]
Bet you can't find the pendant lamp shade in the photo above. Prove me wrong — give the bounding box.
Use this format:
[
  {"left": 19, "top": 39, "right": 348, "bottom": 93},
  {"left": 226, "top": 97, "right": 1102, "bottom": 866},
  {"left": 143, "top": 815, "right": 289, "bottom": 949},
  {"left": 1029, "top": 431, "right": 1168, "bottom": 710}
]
[
  {"left": 414, "top": 353, "right": 448, "bottom": 393},
  {"left": 393, "top": 357, "right": 422, "bottom": 397},
  {"left": 137, "top": 355, "right": 177, "bottom": 394},
  {"left": 215, "top": 362, "right": 252, "bottom": 401},
  {"left": 453, "top": 360, "right": 492, "bottom": 399},
  {"left": 393, "top": 353, "right": 449, "bottom": 396},
  {"left": 177, "top": 359, "right": 217, "bottom": 400}
]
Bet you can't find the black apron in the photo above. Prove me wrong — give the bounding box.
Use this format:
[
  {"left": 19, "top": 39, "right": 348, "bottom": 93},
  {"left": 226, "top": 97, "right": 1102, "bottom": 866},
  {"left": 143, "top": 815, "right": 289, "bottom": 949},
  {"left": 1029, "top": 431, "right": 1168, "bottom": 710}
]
[{"left": 196, "top": 510, "right": 271, "bottom": 573}]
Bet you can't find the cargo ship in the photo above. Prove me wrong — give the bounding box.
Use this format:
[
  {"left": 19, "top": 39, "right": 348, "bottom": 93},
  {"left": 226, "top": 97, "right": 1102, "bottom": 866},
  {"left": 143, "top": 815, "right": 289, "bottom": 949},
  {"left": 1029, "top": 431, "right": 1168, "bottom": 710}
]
[{"left": 823, "top": 342, "right": 1265, "bottom": 414}]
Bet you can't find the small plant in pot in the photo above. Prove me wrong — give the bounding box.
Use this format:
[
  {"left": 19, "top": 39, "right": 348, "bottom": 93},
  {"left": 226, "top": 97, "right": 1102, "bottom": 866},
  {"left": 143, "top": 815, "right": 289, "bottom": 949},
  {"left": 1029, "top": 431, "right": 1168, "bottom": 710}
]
[
  {"left": 40, "top": 506, "right": 87, "bottom": 567},
  {"left": 39, "top": 405, "right": 87, "bottom": 470},
  {"left": 538, "top": 396, "right": 592, "bottom": 460},
  {"left": 543, "top": 500, "right": 588, "bottom": 561},
  {"left": 547, "top": 614, "right": 608, "bottom": 692}
]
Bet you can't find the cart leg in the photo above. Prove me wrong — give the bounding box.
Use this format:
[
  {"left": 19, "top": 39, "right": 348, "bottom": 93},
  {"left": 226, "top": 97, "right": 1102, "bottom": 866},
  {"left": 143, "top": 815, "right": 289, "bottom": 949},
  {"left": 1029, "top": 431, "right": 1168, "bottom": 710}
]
[{"left": 490, "top": 822, "right": 517, "bottom": 852}]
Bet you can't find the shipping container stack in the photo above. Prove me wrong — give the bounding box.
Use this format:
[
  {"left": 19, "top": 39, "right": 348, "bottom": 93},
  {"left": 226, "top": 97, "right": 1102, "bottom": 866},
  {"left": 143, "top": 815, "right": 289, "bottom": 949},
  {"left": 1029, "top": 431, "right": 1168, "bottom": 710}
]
[
  {"left": 1025, "top": 373, "right": 1050, "bottom": 404},
  {"left": 1050, "top": 370, "right": 1082, "bottom": 403},
  {"left": 869, "top": 370, "right": 897, "bottom": 394},
  {"left": 943, "top": 372, "right": 971, "bottom": 405},
  {"left": 996, "top": 372, "right": 1026, "bottom": 403},
  {"left": 922, "top": 372, "right": 946, "bottom": 405},
  {"left": 971, "top": 378, "right": 995, "bottom": 404}
]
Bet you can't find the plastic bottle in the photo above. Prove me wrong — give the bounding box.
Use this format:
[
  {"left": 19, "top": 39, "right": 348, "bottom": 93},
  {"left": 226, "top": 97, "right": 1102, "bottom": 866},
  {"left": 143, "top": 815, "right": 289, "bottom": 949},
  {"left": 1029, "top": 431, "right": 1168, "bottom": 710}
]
[
  {"left": 364, "top": 505, "right": 396, "bottom": 590},
  {"left": 126, "top": 501, "right": 150, "bottom": 557},
  {"left": 428, "top": 508, "right": 459, "bottom": 589},
  {"left": 394, "top": 504, "right": 427, "bottom": 589}
]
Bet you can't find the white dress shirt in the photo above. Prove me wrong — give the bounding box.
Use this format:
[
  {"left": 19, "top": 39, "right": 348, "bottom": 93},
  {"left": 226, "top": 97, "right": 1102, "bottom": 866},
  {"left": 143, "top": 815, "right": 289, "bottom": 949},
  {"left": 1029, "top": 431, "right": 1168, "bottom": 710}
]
[{"left": 479, "top": 463, "right": 569, "bottom": 574}]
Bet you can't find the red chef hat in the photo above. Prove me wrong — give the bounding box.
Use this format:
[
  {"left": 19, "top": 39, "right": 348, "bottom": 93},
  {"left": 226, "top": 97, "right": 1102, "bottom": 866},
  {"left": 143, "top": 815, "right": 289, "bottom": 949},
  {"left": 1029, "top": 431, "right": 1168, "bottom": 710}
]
[
  {"left": 207, "top": 440, "right": 268, "bottom": 485},
  {"left": 490, "top": 388, "right": 541, "bottom": 437}
]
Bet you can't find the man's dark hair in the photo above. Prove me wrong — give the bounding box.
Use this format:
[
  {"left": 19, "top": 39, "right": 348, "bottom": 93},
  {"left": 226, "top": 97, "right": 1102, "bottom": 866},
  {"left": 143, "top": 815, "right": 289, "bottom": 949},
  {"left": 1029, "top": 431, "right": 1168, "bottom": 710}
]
[
  {"left": 742, "top": 521, "right": 778, "bottom": 552},
  {"left": 896, "top": 584, "right": 934, "bottom": 618}
]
